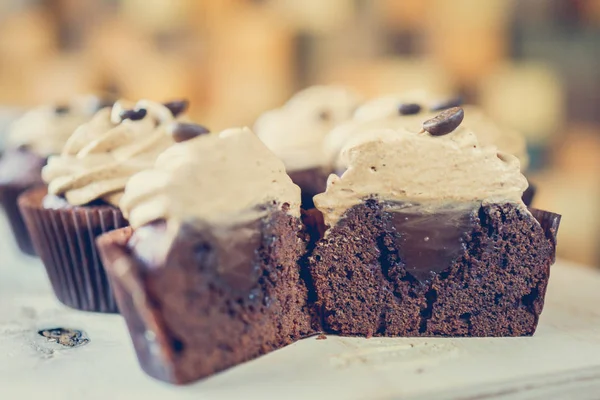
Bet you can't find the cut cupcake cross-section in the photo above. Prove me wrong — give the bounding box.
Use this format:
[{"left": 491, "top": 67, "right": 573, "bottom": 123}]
[
  {"left": 311, "top": 107, "right": 560, "bottom": 337},
  {"left": 98, "top": 127, "right": 315, "bottom": 384},
  {"left": 97, "top": 114, "right": 561, "bottom": 385}
]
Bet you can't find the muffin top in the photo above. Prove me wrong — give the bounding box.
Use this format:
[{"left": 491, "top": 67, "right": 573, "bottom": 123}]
[
  {"left": 121, "top": 127, "right": 301, "bottom": 230},
  {"left": 324, "top": 91, "right": 529, "bottom": 171},
  {"left": 7, "top": 96, "right": 110, "bottom": 157},
  {"left": 42, "top": 99, "right": 188, "bottom": 207},
  {"left": 254, "top": 85, "right": 361, "bottom": 172},
  {"left": 314, "top": 108, "right": 528, "bottom": 227}
]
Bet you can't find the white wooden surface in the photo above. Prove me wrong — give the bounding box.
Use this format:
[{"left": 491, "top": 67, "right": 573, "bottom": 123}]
[{"left": 1, "top": 212, "right": 600, "bottom": 400}]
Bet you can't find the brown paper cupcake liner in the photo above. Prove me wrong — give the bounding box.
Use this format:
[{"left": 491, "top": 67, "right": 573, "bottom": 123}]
[
  {"left": 0, "top": 148, "right": 46, "bottom": 255},
  {"left": 0, "top": 183, "right": 40, "bottom": 255},
  {"left": 19, "top": 187, "right": 128, "bottom": 313},
  {"left": 530, "top": 208, "right": 561, "bottom": 255}
]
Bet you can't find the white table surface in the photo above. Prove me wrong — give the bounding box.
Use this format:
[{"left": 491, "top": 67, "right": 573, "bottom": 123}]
[{"left": 1, "top": 212, "right": 599, "bottom": 400}]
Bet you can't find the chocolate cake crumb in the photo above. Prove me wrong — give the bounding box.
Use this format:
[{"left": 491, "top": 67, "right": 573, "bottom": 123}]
[
  {"left": 104, "top": 210, "right": 315, "bottom": 384},
  {"left": 309, "top": 200, "right": 556, "bottom": 337}
]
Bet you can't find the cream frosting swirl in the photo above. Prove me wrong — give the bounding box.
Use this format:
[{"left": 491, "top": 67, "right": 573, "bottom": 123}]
[
  {"left": 325, "top": 93, "right": 529, "bottom": 171},
  {"left": 42, "top": 99, "right": 182, "bottom": 207},
  {"left": 315, "top": 126, "right": 528, "bottom": 227},
  {"left": 120, "top": 127, "right": 301, "bottom": 230},
  {"left": 7, "top": 96, "right": 108, "bottom": 157},
  {"left": 254, "top": 86, "right": 361, "bottom": 172}
]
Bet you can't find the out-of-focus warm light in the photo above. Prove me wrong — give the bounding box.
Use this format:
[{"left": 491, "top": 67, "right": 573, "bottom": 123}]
[
  {"left": 320, "top": 58, "right": 456, "bottom": 99},
  {"left": 480, "top": 62, "right": 564, "bottom": 145}
]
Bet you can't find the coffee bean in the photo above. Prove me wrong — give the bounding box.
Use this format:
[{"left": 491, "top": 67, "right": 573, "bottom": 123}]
[
  {"left": 398, "top": 103, "right": 421, "bottom": 115},
  {"left": 422, "top": 107, "right": 464, "bottom": 136},
  {"left": 54, "top": 105, "right": 70, "bottom": 114},
  {"left": 163, "top": 99, "right": 189, "bottom": 117},
  {"left": 119, "top": 108, "right": 147, "bottom": 121},
  {"left": 318, "top": 110, "right": 331, "bottom": 121},
  {"left": 169, "top": 122, "right": 210, "bottom": 143},
  {"left": 430, "top": 96, "right": 463, "bottom": 111}
]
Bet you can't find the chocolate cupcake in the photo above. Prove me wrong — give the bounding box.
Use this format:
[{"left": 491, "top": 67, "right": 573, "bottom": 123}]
[
  {"left": 0, "top": 97, "right": 105, "bottom": 254},
  {"left": 19, "top": 99, "right": 187, "bottom": 312},
  {"left": 95, "top": 120, "right": 559, "bottom": 384},
  {"left": 323, "top": 91, "right": 535, "bottom": 205},
  {"left": 312, "top": 108, "right": 559, "bottom": 337},
  {"left": 97, "top": 127, "right": 314, "bottom": 383},
  {"left": 254, "top": 86, "right": 361, "bottom": 208}
]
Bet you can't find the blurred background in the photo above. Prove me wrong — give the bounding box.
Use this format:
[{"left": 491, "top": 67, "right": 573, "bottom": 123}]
[{"left": 0, "top": 0, "right": 598, "bottom": 266}]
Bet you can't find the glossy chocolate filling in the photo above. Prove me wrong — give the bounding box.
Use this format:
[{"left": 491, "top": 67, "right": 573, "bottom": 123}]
[
  {"left": 199, "top": 221, "right": 262, "bottom": 292},
  {"left": 382, "top": 202, "right": 478, "bottom": 282},
  {"left": 130, "top": 218, "right": 264, "bottom": 293}
]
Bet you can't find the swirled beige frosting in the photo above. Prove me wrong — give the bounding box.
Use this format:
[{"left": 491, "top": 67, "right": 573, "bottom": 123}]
[
  {"left": 254, "top": 86, "right": 361, "bottom": 172},
  {"left": 42, "top": 99, "right": 182, "bottom": 207},
  {"left": 120, "top": 127, "right": 301, "bottom": 230},
  {"left": 315, "top": 126, "right": 528, "bottom": 227},
  {"left": 324, "top": 93, "right": 529, "bottom": 171},
  {"left": 7, "top": 96, "right": 107, "bottom": 157}
]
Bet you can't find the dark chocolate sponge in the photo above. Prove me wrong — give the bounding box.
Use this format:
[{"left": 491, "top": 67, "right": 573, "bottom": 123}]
[
  {"left": 98, "top": 207, "right": 315, "bottom": 384},
  {"left": 97, "top": 200, "right": 560, "bottom": 384},
  {"left": 309, "top": 200, "right": 558, "bottom": 337}
]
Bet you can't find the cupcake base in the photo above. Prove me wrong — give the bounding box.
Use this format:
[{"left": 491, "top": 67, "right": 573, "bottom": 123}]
[
  {"left": 96, "top": 199, "right": 561, "bottom": 384},
  {"left": 1, "top": 183, "right": 40, "bottom": 255},
  {"left": 19, "top": 187, "right": 127, "bottom": 313},
  {"left": 0, "top": 148, "right": 46, "bottom": 255},
  {"left": 96, "top": 209, "right": 314, "bottom": 384},
  {"left": 309, "top": 201, "right": 559, "bottom": 337}
]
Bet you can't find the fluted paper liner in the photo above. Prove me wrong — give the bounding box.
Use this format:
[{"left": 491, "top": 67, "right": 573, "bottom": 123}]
[
  {"left": 530, "top": 208, "right": 561, "bottom": 257},
  {"left": 18, "top": 187, "right": 127, "bottom": 313},
  {"left": 0, "top": 149, "right": 46, "bottom": 255},
  {"left": 1, "top": 183, "right": 41, "bottom": 255},
  {"left": 96, "top": 227, "right": 177, "bottom": 382}
]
